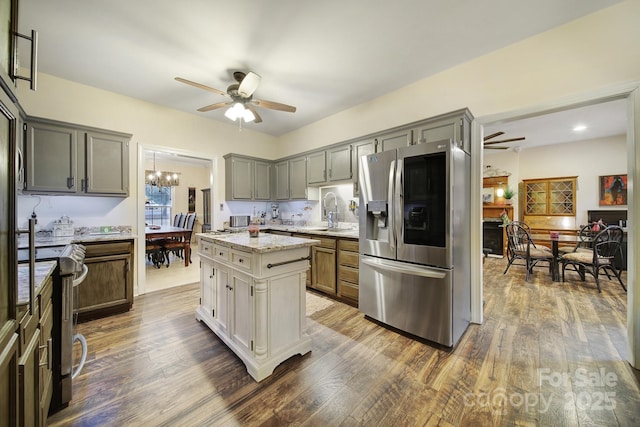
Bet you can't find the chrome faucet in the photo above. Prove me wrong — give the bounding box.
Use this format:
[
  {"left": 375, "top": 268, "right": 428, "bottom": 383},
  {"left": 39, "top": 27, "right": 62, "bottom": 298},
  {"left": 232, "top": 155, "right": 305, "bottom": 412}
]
[{"left": 323, "top": 191, "right": 338, "bottom": 228}]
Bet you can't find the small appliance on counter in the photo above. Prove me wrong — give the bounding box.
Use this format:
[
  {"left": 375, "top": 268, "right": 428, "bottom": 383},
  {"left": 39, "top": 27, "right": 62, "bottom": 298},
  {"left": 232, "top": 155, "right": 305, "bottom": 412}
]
[
  {"left": 53, "top": 215, "right": 75, "bottom": 237},
  {"left": 230, "top": 215, "right": 250, "bottom": 227}
]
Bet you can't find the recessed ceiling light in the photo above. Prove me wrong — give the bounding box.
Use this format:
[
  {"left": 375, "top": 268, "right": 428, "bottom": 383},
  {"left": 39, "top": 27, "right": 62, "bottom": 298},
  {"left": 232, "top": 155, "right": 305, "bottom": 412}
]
[{"left": 573, "top": 124, "right": 587, "bottom": 132}]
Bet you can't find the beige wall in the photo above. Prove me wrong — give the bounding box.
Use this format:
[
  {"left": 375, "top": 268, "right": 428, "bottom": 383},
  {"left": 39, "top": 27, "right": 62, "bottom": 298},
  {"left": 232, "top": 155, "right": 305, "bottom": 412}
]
[
  {"left": 485, "top": 135, "right": 627, "bottom": 224},
  {"left": 275, "top": 1, "right": 640, "bottom": 157}
]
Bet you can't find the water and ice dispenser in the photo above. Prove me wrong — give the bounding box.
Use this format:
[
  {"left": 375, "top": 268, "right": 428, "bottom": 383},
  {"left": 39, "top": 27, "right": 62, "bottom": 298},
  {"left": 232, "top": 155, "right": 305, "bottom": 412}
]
[{"left": 365, "top": 200, "right": 389, "bottom": 242}]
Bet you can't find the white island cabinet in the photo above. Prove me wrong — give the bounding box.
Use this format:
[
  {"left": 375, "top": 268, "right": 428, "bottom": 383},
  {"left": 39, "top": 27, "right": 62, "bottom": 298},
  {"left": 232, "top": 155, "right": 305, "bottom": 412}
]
[{"left": 195, "top": 232, "right": 319, "bottom": 381}]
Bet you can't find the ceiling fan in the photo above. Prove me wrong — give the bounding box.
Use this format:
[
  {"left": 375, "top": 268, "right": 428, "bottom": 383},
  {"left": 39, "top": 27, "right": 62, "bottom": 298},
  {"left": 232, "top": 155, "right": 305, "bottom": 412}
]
[
  {"left": 483, "top": 131, "right": 525, "bottom": 149},
  {"left": 175, "top": 71, "right": 296, "bottom": 124}
]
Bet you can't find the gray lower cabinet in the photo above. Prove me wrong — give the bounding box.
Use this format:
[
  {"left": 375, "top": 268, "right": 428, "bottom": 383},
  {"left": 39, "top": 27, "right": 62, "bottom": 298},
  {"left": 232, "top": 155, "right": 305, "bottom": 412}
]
[
  {"left": 77, "top": 240, "right": 134, "bottom": 322},
  {"left": 289, "top": 156, "right": 307, "bottom": 199},
  {"left": 224, "top": 154, "right": 271, "bottom": 200},
  {"left": 24, "top": 119, "right": 131, "bottom": 196}
]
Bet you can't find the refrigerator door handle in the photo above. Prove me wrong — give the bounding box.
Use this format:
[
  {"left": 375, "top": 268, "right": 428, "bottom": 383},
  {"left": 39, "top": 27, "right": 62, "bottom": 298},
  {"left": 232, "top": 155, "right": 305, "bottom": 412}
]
[
  {"left": 395, "top": 159, "right": 404, "bottom": 247},
  {"left": 361, "top": 256, "right": 447, "bottom": 279},
  {"left": 388, "top": 160, "right": 396, "bottom": 251}
]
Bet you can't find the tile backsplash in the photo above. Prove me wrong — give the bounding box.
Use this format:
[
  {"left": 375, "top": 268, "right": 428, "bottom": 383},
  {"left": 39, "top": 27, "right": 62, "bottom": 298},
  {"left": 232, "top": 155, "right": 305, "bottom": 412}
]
[{"left": 225, "top": 184, "right": 359, "bottom": 227}]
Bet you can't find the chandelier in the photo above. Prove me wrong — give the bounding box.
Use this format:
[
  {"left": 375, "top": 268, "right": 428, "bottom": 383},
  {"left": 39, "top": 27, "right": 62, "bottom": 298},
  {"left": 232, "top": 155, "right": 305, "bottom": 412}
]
[{"left": 145, "top": 152, "right": 180, "bottom": 187}]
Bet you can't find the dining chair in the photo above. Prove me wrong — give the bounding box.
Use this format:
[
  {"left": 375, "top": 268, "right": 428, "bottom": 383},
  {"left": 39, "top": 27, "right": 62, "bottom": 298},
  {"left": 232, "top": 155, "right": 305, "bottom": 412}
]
[
  {"left": 503, "top": 223, "right": 555, "bottom": 282},
  {"left": 560, "top": 225, "right": 626, "bottom": 293},
  {"left": 177, "top": 213, "right": 187, "bottom": 228},
  {"left": 558, "top": 223, "right": 598, "bottom": 255},
  {"left": 168, "top": 213, "right": 197, "bottom": 263},
  {"left": 173, "top": 213, "right": 184, "bottom": 227}
]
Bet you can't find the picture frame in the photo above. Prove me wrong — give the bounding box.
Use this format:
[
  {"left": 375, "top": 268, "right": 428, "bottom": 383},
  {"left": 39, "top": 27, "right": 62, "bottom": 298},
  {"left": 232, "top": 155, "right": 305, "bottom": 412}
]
[
  {"left": 188, "top": 187, "right": 196, "bottom": 212},
  {"left": 482, "top": 187, "right": 494, "bottom": 204},
  {"left": 599, "top": 174, "right": 627, "bottom": 206}
]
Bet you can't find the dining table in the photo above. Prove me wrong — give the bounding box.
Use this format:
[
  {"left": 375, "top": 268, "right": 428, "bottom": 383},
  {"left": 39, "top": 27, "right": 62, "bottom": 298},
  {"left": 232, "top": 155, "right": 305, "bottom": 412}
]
[
  {"left": 531, "top": 233, "right": 587, "bottom": 281},
  {"left": 145, "top": 225, "right": 191, "bottom": 267}
]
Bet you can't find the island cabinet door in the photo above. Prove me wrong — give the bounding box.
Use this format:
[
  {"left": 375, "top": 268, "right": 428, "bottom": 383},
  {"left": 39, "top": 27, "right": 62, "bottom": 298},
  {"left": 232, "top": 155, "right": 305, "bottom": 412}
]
[
  {"left": 199, "top": 258, "right": 215, "bottom": 320},
  {"left": 230, "top": 270, "right": 254, "bottom": 355},
  {"left": 214, "top": 263, "right": 230, "bottom": 336}
]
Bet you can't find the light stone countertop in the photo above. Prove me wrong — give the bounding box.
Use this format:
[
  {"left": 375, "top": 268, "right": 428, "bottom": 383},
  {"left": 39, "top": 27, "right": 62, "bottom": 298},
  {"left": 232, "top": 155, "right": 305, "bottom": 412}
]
[
  {"left": 18, "top": 232, "right": 138, "bottom": 249},
  {"left": 17, "top": 261, "right": 57, "bottom": 306},
  {"left": 197, "top": 233, "right": 321, "bottom": 254}
]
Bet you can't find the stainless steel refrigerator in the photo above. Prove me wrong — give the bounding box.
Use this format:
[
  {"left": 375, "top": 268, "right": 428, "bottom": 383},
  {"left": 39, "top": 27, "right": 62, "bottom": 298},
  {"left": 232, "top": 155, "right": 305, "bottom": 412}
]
[{"left": 358, "top": 139, "right": 470, "bottom": 347}]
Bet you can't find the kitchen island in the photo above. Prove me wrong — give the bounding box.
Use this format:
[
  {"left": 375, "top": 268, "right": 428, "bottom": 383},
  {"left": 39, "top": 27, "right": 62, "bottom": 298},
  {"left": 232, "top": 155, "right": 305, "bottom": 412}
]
[{"left": 195, "top": 232, "right": 319, "bottom": 381}]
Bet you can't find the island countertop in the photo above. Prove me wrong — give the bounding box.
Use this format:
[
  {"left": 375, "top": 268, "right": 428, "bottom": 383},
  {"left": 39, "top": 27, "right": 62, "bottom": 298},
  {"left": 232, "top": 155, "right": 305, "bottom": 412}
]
[
  {"left": 17, "top": 261, "right": 57, "bottom": 306},
  {"left": 197, "top": 232, "right": 320, "bottom": 254}
]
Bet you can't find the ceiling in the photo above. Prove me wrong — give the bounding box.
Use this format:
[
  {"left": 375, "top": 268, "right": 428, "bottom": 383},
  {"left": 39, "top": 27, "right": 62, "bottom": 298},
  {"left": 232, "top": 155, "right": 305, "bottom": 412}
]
[
  {"left": 19, "top": 0, "right": 622, "bottom": 137},
  {"left": 483, "top": 98, "right": 628, "bottom": 152}
]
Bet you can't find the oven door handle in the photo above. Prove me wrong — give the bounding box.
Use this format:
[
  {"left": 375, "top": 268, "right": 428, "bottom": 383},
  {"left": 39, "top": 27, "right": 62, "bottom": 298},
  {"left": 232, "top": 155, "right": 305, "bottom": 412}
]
[{"left": 73, "top": 264, "right": 89, "bottom": 287}]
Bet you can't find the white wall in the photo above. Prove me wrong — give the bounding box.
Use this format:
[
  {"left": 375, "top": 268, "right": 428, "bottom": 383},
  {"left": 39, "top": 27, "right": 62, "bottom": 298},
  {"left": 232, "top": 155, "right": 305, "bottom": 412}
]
[{"left": 484, "top": 135, "right": 627, "bottom": 224}]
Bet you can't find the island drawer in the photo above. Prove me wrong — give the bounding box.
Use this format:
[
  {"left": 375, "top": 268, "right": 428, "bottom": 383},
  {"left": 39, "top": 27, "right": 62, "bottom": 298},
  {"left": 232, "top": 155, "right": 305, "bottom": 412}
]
[
  {"left": 231, "top": 249, "right": 252, "bottom": 272},
  {"left": 199, "top": 240, "right": 214, "bottom": 258},
  {"left": 214, "top": 245, "right": 230, "bottom": 262}
]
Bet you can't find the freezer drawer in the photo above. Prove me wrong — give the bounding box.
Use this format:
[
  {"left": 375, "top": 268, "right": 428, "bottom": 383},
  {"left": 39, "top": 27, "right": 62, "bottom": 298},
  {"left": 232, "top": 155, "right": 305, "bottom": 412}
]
[{"left": 359, "top": 255, "right": 465, "bottom": 347}]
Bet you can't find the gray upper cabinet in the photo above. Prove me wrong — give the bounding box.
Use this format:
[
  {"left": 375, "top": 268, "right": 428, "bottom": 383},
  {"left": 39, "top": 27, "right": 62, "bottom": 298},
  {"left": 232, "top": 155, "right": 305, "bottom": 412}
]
[
  {"left": 25, "top": 121, "right": 79, "bottom": 193},
  {"left": 25, "top": 119, "right": 131, "bottom": 196},
  {"left": 327, "top": 145, "right": 352, "bottom": 181},
  {"left": 289, "top": 156, "right": 307, "bottom": 199},
  {"left": 225, "top": 154, "right": 272, "bottom": 201},
  {"left": 306, "top": 151, "right": 326, "bottom": 184},
  {"left": 412, "top": 109, "right": 472, "bottom": 153},
  {"left": 273, "top": 160, "right": 289, "bottom": 200},
  {"left": 376, "top": 128, "right": 412, "bottom": 152},
  {"left": 254, "top": 160, "right": 271, "bottom": 200},
  {"left": 225, "top": 155, "right": 253, "bottom": 200},
  {"left": 307, "top": 145, "right": 351, "bottom": 186},
  {"left": 351, "top": 138, "right": 376, "bottom": 196},
  {"left": 85, "top": 131, "right": 129, "bottom": 195}
]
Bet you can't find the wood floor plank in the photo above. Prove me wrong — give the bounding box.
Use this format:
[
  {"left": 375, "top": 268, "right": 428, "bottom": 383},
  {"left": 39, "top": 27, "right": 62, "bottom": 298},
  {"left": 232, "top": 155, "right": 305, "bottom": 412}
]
[{"left": 46, "top": 259, "right": 638, "bottom": 426}]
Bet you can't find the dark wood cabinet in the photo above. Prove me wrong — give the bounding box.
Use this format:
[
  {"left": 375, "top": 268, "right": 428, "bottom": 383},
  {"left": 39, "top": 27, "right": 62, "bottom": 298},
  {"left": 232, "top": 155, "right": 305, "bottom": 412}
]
[{"left": 78, "top": 240, "right": 134, "bottom": 322}]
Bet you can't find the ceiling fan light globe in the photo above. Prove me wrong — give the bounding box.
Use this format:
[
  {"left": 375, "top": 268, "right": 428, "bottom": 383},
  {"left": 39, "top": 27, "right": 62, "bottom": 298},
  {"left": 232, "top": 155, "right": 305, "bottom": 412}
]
[
  {"left": 243, "top": 108, "right": 255, "bottom": 123},
  {"left": 224, "top": 107, "right": 239, "bottom": 121}
]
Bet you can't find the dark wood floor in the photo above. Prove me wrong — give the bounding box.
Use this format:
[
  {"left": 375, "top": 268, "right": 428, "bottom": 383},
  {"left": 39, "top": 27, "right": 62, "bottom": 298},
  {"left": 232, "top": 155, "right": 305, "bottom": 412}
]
[{"left": 48, "top": 258, "right": 639, "bottom": 426}]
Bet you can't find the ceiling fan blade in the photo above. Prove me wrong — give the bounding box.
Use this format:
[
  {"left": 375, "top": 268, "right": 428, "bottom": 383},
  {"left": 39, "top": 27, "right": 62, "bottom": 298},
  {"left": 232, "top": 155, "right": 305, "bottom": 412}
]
[
  {"left": 484, "top": 131, "right": 505, "bottom": 141},
  {"left": 483, "top": 137, "right": 526, "bottom": 145},
  {"left": 252, "top": 99, "right": 297, "bottom": 113},
  {"left": 175, "top": 77, "right": 228, "bottom": 97},
  {"left": 197, "top": 101, "right": 232, "bottom": 112},
  {"left": 246, "top": 104, "right": 262, "bottom": 123},
  {"left": 238, "top": 72, "right": 261, "bottom": 98}
]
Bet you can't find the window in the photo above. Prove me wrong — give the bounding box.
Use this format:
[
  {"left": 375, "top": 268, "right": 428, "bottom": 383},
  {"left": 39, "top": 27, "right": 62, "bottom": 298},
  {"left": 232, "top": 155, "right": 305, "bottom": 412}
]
[{"left": 145, "top": 185, "right": 173, "bottom": 226}]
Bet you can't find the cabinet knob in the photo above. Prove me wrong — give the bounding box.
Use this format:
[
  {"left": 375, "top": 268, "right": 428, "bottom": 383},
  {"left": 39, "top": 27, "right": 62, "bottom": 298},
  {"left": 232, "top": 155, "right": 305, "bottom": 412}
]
[
  {"left": 239, "top": 258, "right": 244, "bottom": 263},
  {"left": 219, "top": 252, "right": 223, "bottom": 256}
]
